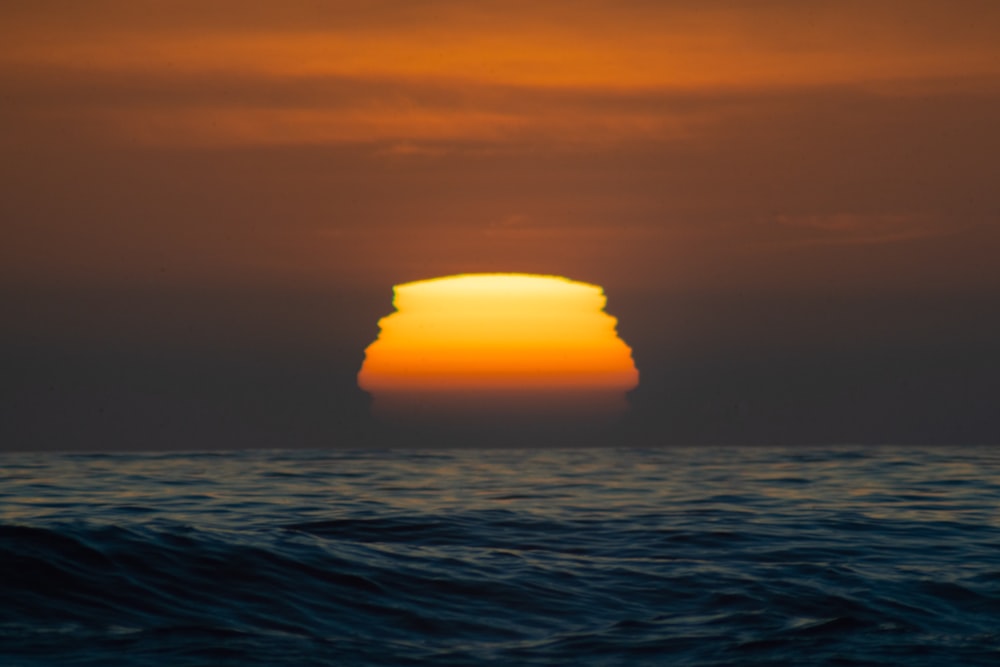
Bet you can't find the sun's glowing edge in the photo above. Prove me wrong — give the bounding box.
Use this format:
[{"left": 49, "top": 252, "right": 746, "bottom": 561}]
[{"left": 357, "top": 273, "right": 639, "bottom": 403}]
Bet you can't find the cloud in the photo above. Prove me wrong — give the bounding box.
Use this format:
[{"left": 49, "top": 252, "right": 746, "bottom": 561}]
[
  {"left": 5, "top": 1, "right": 999, "bottom": 88},
  {"left": 4, "top": 0, "right": 1000, "bottom": 152},
  {"left": 0, "top": 65, "right": 730, "bottom": 148},
  {"left": 772, "top": 213, "right": 956, "bottom": 246}
]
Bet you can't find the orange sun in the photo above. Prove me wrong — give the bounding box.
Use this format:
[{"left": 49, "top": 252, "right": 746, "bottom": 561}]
[{"left": 358, "top": 274, "right": 638, "bottom": 422}]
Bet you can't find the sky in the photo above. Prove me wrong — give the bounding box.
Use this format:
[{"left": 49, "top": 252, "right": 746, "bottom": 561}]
[{"left": 3, "top": 1, "right": 999, "bottom": 450}]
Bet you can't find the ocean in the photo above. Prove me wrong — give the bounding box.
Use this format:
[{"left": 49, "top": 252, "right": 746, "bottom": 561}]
[{"left": 2, "top": 446, "right": 999, "bottom": 666}]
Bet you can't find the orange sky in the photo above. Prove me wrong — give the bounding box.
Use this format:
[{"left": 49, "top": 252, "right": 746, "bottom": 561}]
[
  {"left": 2, "top": 1, "right": 1000, "bottom": 447},
  {"left": 1, "top": 1, "right": 997, "bottom": 311},
  {"left": 5, "top": 2, "right": 1000, "bottom": 147},
  {"left": 4, "top": 1, "right": 999, "bottom": 300}
]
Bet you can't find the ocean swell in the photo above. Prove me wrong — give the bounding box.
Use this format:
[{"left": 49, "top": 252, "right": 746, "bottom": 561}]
[{"left": 2, "top": 447, "right": 1000, "bottom": 665}]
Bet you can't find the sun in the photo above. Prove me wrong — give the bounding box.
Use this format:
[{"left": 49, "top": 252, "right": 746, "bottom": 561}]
[{"left": 358, "top": 274, "right": 638, "bottom": 421}]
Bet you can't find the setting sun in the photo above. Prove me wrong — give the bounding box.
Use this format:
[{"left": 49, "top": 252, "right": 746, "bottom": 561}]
[{"left": 358, "top": 274, "right": 638, "bottom": 420}]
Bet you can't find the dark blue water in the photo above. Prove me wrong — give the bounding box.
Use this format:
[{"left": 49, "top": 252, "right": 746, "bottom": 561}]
[{"left": 2, "top": 447, "right": 999, "bottom": 666}]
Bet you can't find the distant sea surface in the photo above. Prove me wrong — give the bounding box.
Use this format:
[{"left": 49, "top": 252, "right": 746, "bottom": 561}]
[{"left": 2, "top": 446, "right": 999, "bottom": 666}]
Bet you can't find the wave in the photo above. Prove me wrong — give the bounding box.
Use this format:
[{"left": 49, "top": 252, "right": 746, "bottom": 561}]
[{"left": 1, "top": 447, "right": 1000, "bottom": 665}]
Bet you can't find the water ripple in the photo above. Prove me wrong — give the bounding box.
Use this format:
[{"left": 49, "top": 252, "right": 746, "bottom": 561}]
[{"left": 1, "top": 446, "right": 999, "bottom": 665}]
